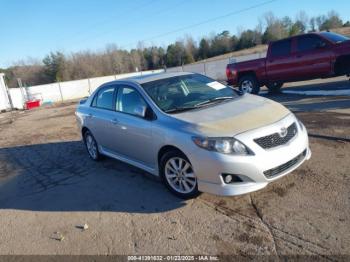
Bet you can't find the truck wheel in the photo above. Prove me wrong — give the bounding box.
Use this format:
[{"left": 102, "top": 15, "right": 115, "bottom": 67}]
[
  {"left": 238, "top": 75, "right": 260, "bottom": 94},
  {"left": 266, "top": 82, "right": 283, "bottom": 94}
]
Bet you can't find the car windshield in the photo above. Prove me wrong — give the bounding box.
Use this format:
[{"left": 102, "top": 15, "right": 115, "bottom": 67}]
[
  {"left": 320, "top": 32, "right": 350, "bottom": 43},
  {"left": 141, "top": 74, "right": 239, "bottom": 113}
]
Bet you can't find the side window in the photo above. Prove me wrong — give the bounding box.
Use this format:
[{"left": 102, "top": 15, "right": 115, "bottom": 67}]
[
  {"left": 118, "top": 87, "right": 147, "bottom": 116},
  {"left": 297, "top": 35, "right": 326, "bottom": 52},
  {"left": 271, "top": 39, "right": 292, "bottom": 57},
  {"left": 94, "top": 86, "right": 115, "bottom": 110}
]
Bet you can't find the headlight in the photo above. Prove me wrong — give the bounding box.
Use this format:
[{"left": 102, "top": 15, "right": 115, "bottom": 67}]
[{"left": 192, "top": 137, "right": 252, "bottom": 155}]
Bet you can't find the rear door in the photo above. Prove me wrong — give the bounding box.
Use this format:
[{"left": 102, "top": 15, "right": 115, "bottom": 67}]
[
  {"left": 266, "top": 38, "right": 296, "bottom": 82},
  {"left": 87, "top": 85, "right": 118, "bottom": 151},
  {"left": 294, "top": 34, "right": 332, "bottom": 79}
]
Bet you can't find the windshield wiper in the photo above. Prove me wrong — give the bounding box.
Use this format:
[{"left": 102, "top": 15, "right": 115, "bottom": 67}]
[
  {"left": 165, "top": 96, "right": 235, "bottom": 113},
  {"left": 165, "top": 106, "right": 199, "bottom": 114},
  {"left": 195, "top": 96, "right": 234, "bottom": 107}
]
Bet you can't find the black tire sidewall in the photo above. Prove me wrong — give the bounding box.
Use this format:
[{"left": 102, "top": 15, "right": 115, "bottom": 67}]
[
  {"left": 238, "top": 75, "right": 260, "bottom": 94},
  {"left": 160, "top": 150, "right": 200, "bottom": 199},
  {"left": 267, "top": 82, "right": 283, "bottom": 94},
  {"left": 84, "top": 130, "right": 101, "bottom": 161}
]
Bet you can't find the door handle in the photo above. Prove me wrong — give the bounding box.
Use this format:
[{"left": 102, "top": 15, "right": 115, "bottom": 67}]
[
  {"left": 110, "top": 118, "right": 119, "bottom": 125},
  {"left": 87, "top": 113, "right": 93, "bottom": 118}
]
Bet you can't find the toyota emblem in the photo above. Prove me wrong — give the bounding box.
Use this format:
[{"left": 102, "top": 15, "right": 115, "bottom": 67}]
[{"left": 279, "top": 127, "right": 288, "bottom": 138}]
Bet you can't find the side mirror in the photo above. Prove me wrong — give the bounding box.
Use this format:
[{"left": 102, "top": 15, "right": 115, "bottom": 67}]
[
  {"left": 316, "top": 41, "right": 327, "bottom": 49},
  {"left": 134, "top": 105, "right": 147, "bottom": 118}
]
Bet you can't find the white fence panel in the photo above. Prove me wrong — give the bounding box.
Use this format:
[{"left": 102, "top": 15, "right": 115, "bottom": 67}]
[
  {"left": 205, "top": 58, "right": 230, "bottom": 80},
  {"left": 60, "top": 79, "right": 90, "bottom": 100},
  {"left": 139, "top": 69, "right": 164, "bottom": 76},
  {"left": 183, "top": 63, "right": 205, "bottom": 75},
  {"left": 27, "top": 83, "right": 62, "bottom": 102},
  {"left": 166, "top": 66, "right": 183, "bottom": 73},
  {"left": 8, "top": 88, "right": 25, "bottom": 109},
  {"left": 88, "top": 75, "right": 116, "bottom": 93},
  {"left": 19, "top": 69, "right": 165, "bottom": 106}
]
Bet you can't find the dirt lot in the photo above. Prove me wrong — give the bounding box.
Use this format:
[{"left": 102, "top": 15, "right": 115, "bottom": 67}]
[{"left": 0, "top": 78, "right": 349, "bottom": 257}]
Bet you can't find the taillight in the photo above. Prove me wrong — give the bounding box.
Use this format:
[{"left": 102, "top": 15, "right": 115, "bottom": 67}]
[{"left": 226, "top": 67, "right": 232, "bottom": 79}]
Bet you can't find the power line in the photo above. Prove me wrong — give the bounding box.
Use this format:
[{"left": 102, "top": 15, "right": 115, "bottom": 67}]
[
  {"left": 72, "top": 0, "right": 188, "bottom": 47},
  {"left": 121, "top": 0, "right": 278, "bottom": 49}
]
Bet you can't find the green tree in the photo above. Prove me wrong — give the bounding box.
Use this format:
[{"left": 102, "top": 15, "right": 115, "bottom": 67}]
[
  {"left": 309, "top": 17, "right": 317, "bottom": 32},
  {"left": 262, "top": 13, "right": 289, "bottom": 43},
  {"left": 198, "top": 38, "right": 210, "bottom": 59},
  {"left": 236, "top": 30, "right": 260, "bottom": 50},
  {"left": 319, "top": 11, "right": 343, "bottom": 30},
  {"left": 211, "top": 31, "right": 234, "bottom": 57},
  {"left": 289, "top": 21, "right": 306, "bottom": 36},
  {"left": 166, "top": 42, "right": 186, "bottom": 67},
  {"left": 42, "top": 51, "right": 66, "bottom": 82}
]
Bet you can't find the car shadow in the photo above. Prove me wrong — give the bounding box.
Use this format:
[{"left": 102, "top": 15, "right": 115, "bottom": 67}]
[{"left": 0, "top": 141, "right": 186, "bottom": 213}]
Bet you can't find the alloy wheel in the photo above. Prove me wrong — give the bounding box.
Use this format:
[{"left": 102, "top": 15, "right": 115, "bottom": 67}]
[
  {"left": 164, "top": 157, "right": 197, "bottom": 194},
  {"left": 85, "top": 133, "right": 98, "bottom": 159},
  {"left": 241, "top": 80, "right": 253, "bottom": 93}
]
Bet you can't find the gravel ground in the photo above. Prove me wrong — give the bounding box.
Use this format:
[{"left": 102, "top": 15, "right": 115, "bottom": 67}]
[{"left": 0, "top": 80, "right": 349, "bottom": 257}]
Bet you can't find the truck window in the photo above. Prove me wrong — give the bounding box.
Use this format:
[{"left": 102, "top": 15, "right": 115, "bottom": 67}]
[
  {"left": 270, "top": 39, "right": 292, "bottom": 57},
  {"left": 297, "top": 35, "right": 326, "bottom": 52}
]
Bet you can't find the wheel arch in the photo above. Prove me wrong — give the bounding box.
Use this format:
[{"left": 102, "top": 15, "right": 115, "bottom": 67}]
[
  {"left": 157, "top": 145, "right": 187, "bottom": 166},
  {"left": 81, "top": 126, "right": 90, "bottom": 140},
  {"left": 237, "top": 71, "right": 257, "bottom": 82},
  {"left": 334, "top": 55, "right": 350, "bottom": 76}
]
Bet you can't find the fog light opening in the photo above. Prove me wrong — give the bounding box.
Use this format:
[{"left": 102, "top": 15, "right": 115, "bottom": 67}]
[
  {"left": 224, "top": 175, "right": 233, "bottom": 183},
  {"left": 222, "top": 174, "right": 243, "bottom": 184}
]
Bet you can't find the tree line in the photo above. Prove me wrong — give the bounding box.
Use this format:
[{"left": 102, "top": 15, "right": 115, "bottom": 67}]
[{"left": 1, "top": 10, "right": 349, "bottom": 88}]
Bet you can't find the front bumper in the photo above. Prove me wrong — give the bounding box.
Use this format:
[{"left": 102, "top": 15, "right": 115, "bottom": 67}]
[{"left": 188, "top": 114, "right": 311, "bottom": 196}]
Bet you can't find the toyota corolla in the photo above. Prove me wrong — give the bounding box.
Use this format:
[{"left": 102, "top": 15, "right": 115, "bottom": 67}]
[{"left": 76, "top": 72, "right": 311, "bottom": 199}]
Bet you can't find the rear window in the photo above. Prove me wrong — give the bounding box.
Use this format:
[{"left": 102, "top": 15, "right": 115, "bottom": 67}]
[
  {"left": 270, "top": 39, "right": 292, "bottom": 57},
  {"left": 297, "top": 35, "right": 326, "bottom": 52},
  {"left": 92, "top": 86, "right": 115, "bottom": 110},
  {"left": 320, "top": 32, "right": 349, "bottom": 43}
]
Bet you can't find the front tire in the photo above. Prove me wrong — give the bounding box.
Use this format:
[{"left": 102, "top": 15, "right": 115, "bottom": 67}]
[
  {"left": 266, "top": 82, "right": 283, "bottom": 94},
  {"left": 238, "top": 75, "right": 260, "bottom": 94},
  {"left": 84, "top": 130, "right": 102, "bottom": 161},
  {"left": 160, "top": 150, "right": 200, "bottom": 199}
]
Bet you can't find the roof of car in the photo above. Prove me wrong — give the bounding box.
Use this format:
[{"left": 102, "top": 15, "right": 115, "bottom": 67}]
[{"left": 113, "top": 71, "right": 194, "bottom": 85}]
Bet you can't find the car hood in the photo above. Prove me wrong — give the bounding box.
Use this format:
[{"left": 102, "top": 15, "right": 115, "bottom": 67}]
[{"left": 171, "top": 94, "right": 290, "bottom": 137}]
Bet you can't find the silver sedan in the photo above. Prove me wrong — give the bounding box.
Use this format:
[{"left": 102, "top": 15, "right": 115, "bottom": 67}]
[{"left": 76, "top": 72, "right": 311, "bottom": 199}]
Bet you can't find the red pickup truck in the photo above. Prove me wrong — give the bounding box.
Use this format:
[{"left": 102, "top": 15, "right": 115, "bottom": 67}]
[{"left": 226, "top": 32, "right": 350, "bottom": 94}]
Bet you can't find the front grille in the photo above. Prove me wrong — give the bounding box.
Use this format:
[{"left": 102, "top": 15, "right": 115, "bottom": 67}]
[
  {"left": 254, "top": 122, "right": 298, "bottom": 149},
  {"left": 263, "top": 149, "right": 307, "bottom": 179}
]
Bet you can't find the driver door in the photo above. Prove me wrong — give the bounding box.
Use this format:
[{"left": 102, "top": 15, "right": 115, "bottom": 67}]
[{"left": 109, "top": 85, "right": 155, "bottom": 168}]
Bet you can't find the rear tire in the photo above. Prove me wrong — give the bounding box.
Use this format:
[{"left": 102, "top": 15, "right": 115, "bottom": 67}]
[
  {"left": 160, "top": 150, "right": 200, "bottom": 199},
  {"left": 238, "top": 75, "right": 260, "bottom": 94},
  {"left": 266, "top": 82, "right": 283, "bottom": 94},
  {"left": 83, "top": 130, "right": 102, "bottom": 161}
]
